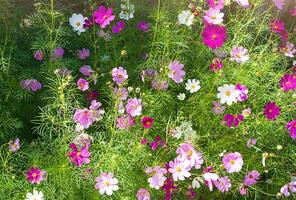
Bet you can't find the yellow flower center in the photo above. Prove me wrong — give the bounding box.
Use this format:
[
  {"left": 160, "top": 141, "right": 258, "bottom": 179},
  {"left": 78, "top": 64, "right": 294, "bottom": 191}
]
[
  {"left": 230, "top": 159, "right": 235, "bottom": 165},
  {"left": 176, "top": 166, "right": 182, "bottom": 172},
  {"left": 76, "top": 22, "right": 81, "bottom": 26},
  {"left": 104, "top": 181, "right": 110, "bottom": 186},
  {"left": 225, "top": 90, "right": 231, "bottom": 96},
  {"left": 32, "top": 173, "right": 37, "bottom": 178}
]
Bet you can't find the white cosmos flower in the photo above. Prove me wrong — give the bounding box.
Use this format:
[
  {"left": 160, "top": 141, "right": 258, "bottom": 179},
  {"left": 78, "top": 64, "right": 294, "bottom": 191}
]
[
  {"left": 25, "top": 190, "right": 44, "bottom": 200},
  {"left": 192, "top": 178, "right": 201, "bottom": 189},
  {"left": 217, "top": 84, "right": 240, "bottom": 106},
  {"left": 178, "top": 10, "right": 194, "bottom": 27},
  {"left": 69, "top": 13, "right": 87, "bottom": 35},
  {"left": 203, "top": 173, "right": 219, "bottom": 191},
  {"left": 120, "top": 0, "right": 135, "bottom": 20},
  {"left": 185, "top": 79, "right": 201, "bottom": 93},
  {"left": 177, "top": 93, "right": 186, "bottom": 101},
  {"left": 168, "top": 158, "right": 191, "bottom": 181}
]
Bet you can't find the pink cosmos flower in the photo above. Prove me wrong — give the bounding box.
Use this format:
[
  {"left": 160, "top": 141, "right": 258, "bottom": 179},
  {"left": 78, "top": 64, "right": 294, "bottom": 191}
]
[
  {"left": 53, "top": 47, "right": 64, "bottom": 59},
  {"left": 235, "top": 84, "right": 248, "bottom": 102},
  {"left": 150, "top": 135, "right": 166, "bottom": 150},
  {"left": 80, "top": 65, "right": 94, "bottom": 77},
  {"left": 236, "top": 0, "right": 250, "bottom": 8},
  {"left": 8, "top": 138, "right": 20, "bottom": 152},
  {"left": 203, "top": 172, "right": 219, "bottom": 191},
  {"left": 67, "top": 143, "right": 91, "bottom": 167},
  {"left": 247, "top": 137, "right": 257, "bottom": 148},
  {"left": 112, "top": 21, "right": 125, "bottom": 34},
  {"left": 78, "top": 48, "right": 90, "bottom": 60},
  {"left": 270, "top": 19, "right": 285, "bottom": 33},
  {"left": 290, "top": 7, "right": 296, "bottom": 16},
  {"left": 168, "top": 158, "right": 191, "bottom": 181},
  {"left": 141, "top": 69, "right": 157, "bottom": 82},
  {"left": 273, "top": 0, "right": 285, "bottom": 10},
  {"left": 114, "top": 87, "right": 128, "bottom": 100},
  {"left": 34, "top": 50, "right": 43, "bottom": 61},
  {"left": 230, "top": 46, "right": 250, "bottom": 63},
  {"left": 26, "top": 167, "right": 46, "bottom": 184},
  {"left": 177, "top": 143, "right": 204, "bottom": 169},
  {"left": 280, "top": 73, "right": 296, "bottom": 92},
  {"left": 202, "top": 24, "right": 226, "bottom": 49},
  {"left": 280, "top": 30, "right": 288, "bottom": 43},
  {"left": 286, "top": 120, "right": 296, "bottom": 139},
  {"left": 77, "top": 78, "right": 89, "bottom": 91},
  {"left": 168, "top": 60, "right": 186, "bottom": 83},
  {"left": 141, "top": 116, "right": 154, "bottom": 129},
  {"left": 95, "top": 172, "right": 119, "bottom": 196},
  {"left": 145, "top": 166, "right": 167, "bottom": 189},
  {"left": 224, "top": 114, "right": 244, "bottom": 127},
  {"left": 137, "top": 188, "right": 150, "bottom": 200},
  {"left": 207, "top": 0, "right": 225, "bottom": 9},
  {"left": 263, "top": 102, "right": 280, "bottom": 120},
  {"left": 280, "top": 181, "right": 296, "bottom": 197},
  {"left": 93, "top": 6, "right": 115, "bottom": 28},
  {"left": 126, "top": 98, "right": 142, "bottom": 117},
  {"left": 214, "top": 176, "right": 231, "bottom": 192},
  {"left": 244, "top": 170, "right": 260, "bottom": 186},
  {"left": 209, "top": 58, "right": 223, "bottom": 72},
  {"left": 20, "top": 79, "right": 42, "bottom": 92},
  {"left": 187, "top": 187, "right": 197, "bottom": 199},
  {"left": 162, "top": 178, "right": 177, "bottom": 200},
  {"left": 239, "top": 184, "right": 248, "bottom": 195},
  {"left": 212, "top": 101, "right": 225, "bottom": 114},
  {"left": 280, "top": 42, "right": 296, "bottom": 57},
  {"left": 151, "top": 79, "right": 168, "bottom": 90},
  {"left": 222, "top": 152, "right": 243, "bottom": 173},
  {"left": 116, "top": 114, "right": 136, "bottom": 129},
  {"left": 112, "top": 67, "right": 128, "bottom": 85},
  {"left": 74, "top": 108, "right": 94, "bottom": 129},
  {"left": 204, "top": 8, "right": 224, "bottom": 25},
  {"left": 138, "top": 21, "right": 149, "bottom": 32}
]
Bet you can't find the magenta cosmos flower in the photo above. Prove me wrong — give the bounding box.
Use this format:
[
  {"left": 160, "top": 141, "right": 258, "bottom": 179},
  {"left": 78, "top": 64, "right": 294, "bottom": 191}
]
[
  {"left": 77, "top": 78, "right": 89, "bottom": 91},
  {"left": 150, "top": 135, "right": 166, "bottom": 150},
  {"left": 280, "top": 73, "right": 296, "bottom": 92},
  {"left": 116, "top": 114, "right": 136, "bottom": 129},
  {"left": 168, "top": 60, "right": 186, "bottom": 83},
  {"left": 126, "top": 98, "right": 142, "bottom": 117},
  {"left": 224, "top": 114, "right": 244, "bottom": 127},
  {"left": 112, "top": 67, "right": 128, "bottom": 85},
  {"left": 286, "top": 120, "right": 296, "bottom": 139},
  {"left": 145, "top": 166, "right": 167, "bottom": 189},
  {"left": 53, "top": 47, "right": 64, "bottom": 59},
  {"left": 177, "top": 143, "right": 204, "bottom": 169},
  {"left": 207, "top": 0, "right": 225, "bottom": 9},
  {"left": 95, "top": 172, "right": 119, "bottom": 196},
  {"left": 244, "top": 170, "right": 260, "bottom": 186},
  {"left": 270, "top": 19, "right": 285, "bottom": 33},
  {"left": 235, "top": 84, "right": 248, "bottom": 102},
  {"left": 78, "top": 48, "right": 90, "bottom": 60},
  {"left": 141, "top": 116, "right": 154, "bottom": 129},
  {"left": 222, "top": 152, "right": 243, "bottom": 173},
  {"left": 138, "top": 21, "right": 149, "bottom": 32},
  {"left": 214, "top": 176, "right": 231, "bottom": 193},
  {"left": 20, "top": 79, "right": 42, "bottom": 92},
  {"left": 68, "top": 143, "right": 91, "bottom": 167},
  {"left": 209, "top": 58, "right": 223, "bottom": 72},
  {"left": 263, "top": 102, "right": 280, "bottom": 120},
  {"left": 34, "top": 50, "right": 43, "bottom": 61},
  {"left": 93, "top": 6, "right": 115, "bottom": 28},
  {"left": 162, "top": 178, "right": 177, "bottom": 200},
  {"left": 112, "top": 21, "right": 125, "bottom": 34},
  {"left": 26, "top": 167, "right": 46, "bottom": 184},
  {"left": 202, "top": 24, "right": 226, "bottom": 49},
  {"left": 137, "top": 188, "right": 150, "bottom": 200},
  {"left": 8, "top": 138, "right": 20, "bottom": 152}
]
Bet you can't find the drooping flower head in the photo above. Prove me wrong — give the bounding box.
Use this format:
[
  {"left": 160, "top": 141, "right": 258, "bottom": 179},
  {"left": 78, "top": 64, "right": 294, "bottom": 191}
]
[
  {"left": 112, "top": 21, "right": 125, "bottom": 34},
  {"left": 222, "top": 152, "right": 243, "bottom": 173},
  {"left": 137, "top": 188, "right": 150, "bottom": 200},
  {"left": 263, "top": 101, "right": 280, "bottom": 120},
  {"left": 168, "top": 60, "right": 186, "bottom": 83},
  {"left": 95, "top": 172, "right": 119, "bottom": 196},
  {"left": 244, "top": 170, "right": 260, "bottom": 186},
  {"left": 20, "top": 79, "right": 42, "bottom": 92},
  {"left": 112, "top": 67, "right": 128, "bottom": 85},
  {"left": 126, "top": 98, "right": 142, "bottom": 117},
  {"left": 78, "top": 48, "right": 90, "bottom": 60},
  {"left": 26, "top": 167, "right": 47, "bottom": 184},
  {"left": 67, "top": 143, "right": 91, "bottom": 167},
  {"left": 209, "top": 58, "right": 223, "bottom": 72},
  {"left": 202, "top": 24, "right": 226, "bottom": 49},
  {"left": 286, "top": 120, "right": 296, "bottom": 139},
  {"left": 141, "top": 116, "right": 154, "bottom": 129},
  {"left": 34, "top": 50, "right": 43, "bottom": 61},
  {"left": 93, "top": 6, "right": 115, "bottom": 28},
  {"left": 280, "top": 73, "right": 296, "bottom": 92},
  {"left": 247, "top": 137, "right": 257, "bottom": 148},
  {"left": 8, "top": 138, "right": 20, "bottom": 152},
  {"left": 230, "top": 46, "right": 250, "bottom": 63}
]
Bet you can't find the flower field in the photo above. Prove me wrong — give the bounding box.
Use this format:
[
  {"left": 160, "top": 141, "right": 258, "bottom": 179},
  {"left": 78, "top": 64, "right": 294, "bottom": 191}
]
[{"left": 0, "top": 0, "right": 296, "bottom": 199}]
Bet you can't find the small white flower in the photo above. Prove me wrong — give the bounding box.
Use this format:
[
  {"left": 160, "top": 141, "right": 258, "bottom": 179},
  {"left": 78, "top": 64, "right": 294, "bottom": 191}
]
[
  {"left": 185, "top": 79, "right": 201, "bottom": 93},
  {"left": 127, "top": 86, "right": 134, "bottom": 92},
  {"left": 177, "top": 93, "right": 186, "bottom": 101},
  {"left": 120, "top": 0, "right": 135, "bottom": 20},
  {"left": 25, "top": 189, "right": 44, "bottom": 200},
  {"left": 192, "top": 178, "right": 201, "bottom": 189},
  {"left": 69, "top": 13, "right": 87, "bottom": 35},
  {"left": 241, "top": 108, "right": 251, "bottom": 118},
  {"left": 178, "top": 10, "right": 194, "bottom": 27},
  {"left": 217, "top": 84, "right": 240, "bottom": 106}
]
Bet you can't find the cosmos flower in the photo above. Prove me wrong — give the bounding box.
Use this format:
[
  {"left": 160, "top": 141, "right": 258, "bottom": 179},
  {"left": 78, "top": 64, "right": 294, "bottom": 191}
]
[
  {"left": 137, "top": 21, "right": 149, "bottom": 32},
  {"left": 95, "top": 172, "right": 119, "bottom": 196},
  {"left": 214, "top": 176, "right": 231, "bottom": 193},
  {"left": 178, "top": 10, "right": 194, "bottom": 26},
  {"left": 145, "top": 166, "right": 167, "bottom": 189},
  {"left": 270, "top": 19, "right": 285, "bottom": 33},
  {"left": 69, "top": 13, "right": 87, "bottom": 35},
  {"left": 112, "top": 67, "right": 128, "bottom": 85},
  {"left": 26, "top": 167, "right": 47, "bottom": 184},
  {"left": 67, "top": 143, "right": 91, "bottom": 167},
  {"left": 235, "top": 84, "right": 248, "bottom": 102},
  {"left": 116, "top": 114, "right": 136, "bottom": 129},
  {"left": 207, "top": 0, "right": 225, "bottom": 9},
  {"left": 224, "top": 114, "right": 244, "bottom": 127},
  {"left": 239, "top": 184, "right": 248, "bottom": 195},
  {"left": 185, "top": 79, "right": 201, "bottom": 93},
  {"left": 151, "top": 79, "right": 168, "bottom": 90},
  {"left": 137, "top": 188, "right": 150, "bottom": 200},
  {"left": 168, "top": 158, "right": 191, "bottom": 181},
  {"left": 168, "top": 60, "right": 186, "bottom": 83},
  {"left": 280, "top": 42, "right": 296, "bottom": 58},
  {"left": 247, "top": 137, "right": 257, "bottom": 148},
  {"left": 141, "top": 116, "right": 154, "bottom": 129},
  {"left": 177, "top": 143, "right": 204, "bottom": 169},
  {"left": 202, "top": 24, "right": 226, "bottom": 49},
  {"left": 177, "top": 93, "right": 186, "bottom": 101},
  {"left": 230, "top": 46, "right": 250, "bottom": 63},
  {"left": 203, "top": 172, "right": 219, "bottom": 191},
  {"left": 273, "top": 0, "right": 285, "bottom": 10},
  {"left": 114, "top": 87, "right": 128, "bottom": 100},
  {"left": 53, "top": 47, "right": 64, "bottom": 59},
  {"left": 150, "top": 135, "right": 166, "bottom": 150},
  {"left": 212, "top": 101, "right": 225, "bottom": 114},
  {"left": 162, "top": 178, "right": 177, "bottom": 200},
  {"left": 77, "top": 78, "right": 89, "bottom": 91},
  {"left": 80, "top": 65, "right": 94, "bottom": 77},
  {"left": 72, "top": 133, "right": 93, "bottom": 148},
  {"left": 126, "top": 98, "right": 142, "bottom": 117},
  {"left": 8, "top": 138, "right": 20, "bottom": 152},
  {"left": 242, "top": 108, "right": 252, "bottom": 118},
  {"left": 93, "top": 6, "right": 115, "bottom": 28},
  {"left": 209, "top": 58, "right": 223, "bottom": 72},
  {"left": 263, "top": 102, "right": 280, "bottom": 120},
  {"left": 280, "top": 181, "right": 296, "bottom": 197},
  {"left": 34, "top": 50, "right": 43, "bottom": 61},
  {"left": 20, "top": 79, "right": 42, "bottom": 92},
  {"left": 78, "top": 48, "right": 90, "bottom": 60},
  {"left": 236, "top": 0, "right": 250, "bottom": 8},
  {"left": 244, "top": 170, "right": 260, "bottom": 186},
  {"left": 280, "top": 73, "right": 296, "bottom": 92},
  {"left": 25, "top": 190, "right": 44, "bottom": 200},
  {"left": 217, "top": 84, "right": 240, "bottom": 106},
  {"left": 112, "top": 21, "right": 125, "bottom": 34},
  {"left": 204, "top": 8, "right": 224, "bottom": 25},
  {"left": 222, "top": 152, "right": 243, "bottom": 173},
  {"left": 286, "top": 120, "right": 296, "bottom": 139}
]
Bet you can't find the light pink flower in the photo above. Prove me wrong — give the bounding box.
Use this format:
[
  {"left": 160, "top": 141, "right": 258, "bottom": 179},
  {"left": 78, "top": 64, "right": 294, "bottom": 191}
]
[
  {"left": 168, "top": 158, "right": 191, "bottom": 181},
  {"left": 204, "top": 8, "right": 224, "bottom": 25},
  {"left": 137, "top": 188, "right": 150, "bottom": 200},
  {"left": 177, "top": 143, "right": 204, "bottom": 169},
  {"left": 273, "top": 0, "right": 285, "bottom": 10},
  {"left": 230, "top": 46, "right": 250, "bottom": 63},
  {"left": 236, "top": 0, "right": 250, "bottom": 8},
  {"left": 145, "top": 166, "right": 167, "bottom": 189},
  {"left": 222, "top": 152, "right": 243, "bottom": 173},
  {"left": 95, "top": 172, "right": 119, "bottom": 196},
  {"left": 112, "top": 67, "right": 128, "bottom": 85},
  {"left": 126, "top": 98, "right": 142, "bottom": 117},
  {"left": 77, "top": 78, "right": 89, "bottom": 91},
  {"left": 20, "top": 79, "right": 42, "bottom": 92},
  {"left": 214, "top": 176, "right": 231, "bottom": 192},
  {"left": 203, "top": 172, "right": 219, "bottom": 191},
  {"left": 168, "top": 60, "right": 186, "bottom": 83}
]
